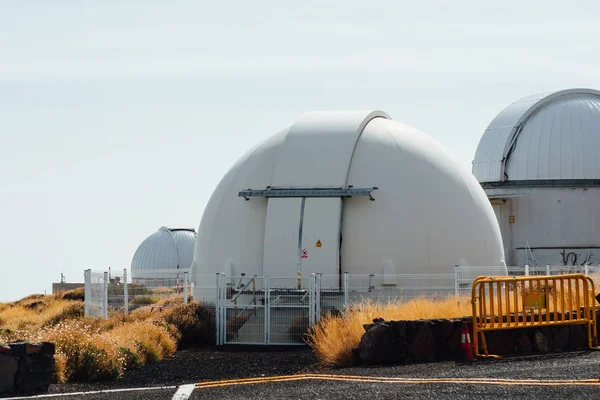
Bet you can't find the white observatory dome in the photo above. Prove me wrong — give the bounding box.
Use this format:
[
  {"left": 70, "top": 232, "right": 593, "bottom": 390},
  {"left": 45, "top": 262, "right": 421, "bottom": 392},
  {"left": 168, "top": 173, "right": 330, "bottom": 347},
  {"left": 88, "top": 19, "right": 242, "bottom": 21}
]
[
  {"left": 131, "top": 227, "right": 196, "bottom": 284},
  {"left": 472, "top": 88, "right": 600, "bottom": 266},
  {"left": 473, "top": 88, "right": 600, "bottom": 183},
  {"left": 192, "top": 110, "right": 505, "bottom": 297}
]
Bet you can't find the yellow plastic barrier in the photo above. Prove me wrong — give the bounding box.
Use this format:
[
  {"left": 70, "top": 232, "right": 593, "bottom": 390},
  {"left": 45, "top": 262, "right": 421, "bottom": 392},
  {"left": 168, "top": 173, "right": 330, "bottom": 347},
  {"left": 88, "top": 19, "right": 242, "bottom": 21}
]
[{"left": 471, "top": 274, "right": 598, "bottom": 358}]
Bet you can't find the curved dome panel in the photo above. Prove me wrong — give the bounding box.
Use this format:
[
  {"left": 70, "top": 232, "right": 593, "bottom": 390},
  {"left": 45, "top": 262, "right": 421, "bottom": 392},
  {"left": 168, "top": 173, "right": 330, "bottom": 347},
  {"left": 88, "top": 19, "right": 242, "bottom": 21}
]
[
  {"left": 131, "top": 227, "right": 196, "bottom": 279},
  {"left": 192, "top": 110, "right": 506, "bottom": 296},
  {"left": 505, "top": 94, "right": 600, "bottom": 180},
  {"left": 472, "top": 88, "right": 600, "bottom": 182}
]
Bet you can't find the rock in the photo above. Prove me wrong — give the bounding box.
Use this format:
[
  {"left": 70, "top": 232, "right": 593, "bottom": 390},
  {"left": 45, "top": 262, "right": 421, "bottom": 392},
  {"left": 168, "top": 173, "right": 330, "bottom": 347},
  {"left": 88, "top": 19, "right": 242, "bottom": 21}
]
[
  {"left": 30, "top": 358, "right": 55, "bottom": 374},
  {"left": 389, "top": 321, "right": 407, "bottom": 339},
  {"left": 569, "top": 325, "right": 587, "bottom": 349},
  {"left": 407, "top": 322, "right": 436, "bottom": 362},
  {"left": 356, "top": 322, "right": 406, "bottom": 365},
  {"left": 516, "top": 335, "right": 533, "bottom": 356},
  {"left": 0, "top": 354, "right": 18, "bottom": 393},
  {"left": 448, "top": 323, "right": 465, "bottom": 360},
  {"left": 436, "top": 319, "right": 455, "bottom": 339},
  {"left": 549, "top": 326, "right": 569, "bottom": 351},
  {"left": 363, "top": 324, "right": 375, "bottom": 332},
  {"left": 434, "top": 332, "right": 450, "bottom": 361},
  {"left": 14, "top": 371, "right": 53, "bottom": 394},
  {"left": 485, "top": 330, "right": 518, "bottom": 355},
  {"left": 40, "top": 342, "right": 55, "bottom": 357},
  {"left": 405, "top": 321, "right": 417, "bottom": 342},
  {"left": 534, "top": 329, "right": 549, "bottom": 353}
]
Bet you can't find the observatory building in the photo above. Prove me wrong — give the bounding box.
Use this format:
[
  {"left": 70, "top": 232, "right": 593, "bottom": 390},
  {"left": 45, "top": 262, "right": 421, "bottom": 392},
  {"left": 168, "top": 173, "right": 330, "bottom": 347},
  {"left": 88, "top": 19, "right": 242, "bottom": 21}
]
[
  {"left": 473, "top": 88, "right": 600, "bottom": 267},
  {"left": 191, "top": 110, "right": 506, "bottom": 299},
  {"left": 131, "top": 226, "right": 196, "bottom": 287}
]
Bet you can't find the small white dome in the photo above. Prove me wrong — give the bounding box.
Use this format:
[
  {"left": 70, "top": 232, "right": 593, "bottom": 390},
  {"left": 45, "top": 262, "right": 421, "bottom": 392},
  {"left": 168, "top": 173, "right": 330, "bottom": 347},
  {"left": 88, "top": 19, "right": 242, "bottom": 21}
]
[
  {"left": 473, "top": 88, "right": 600, "bottom": 182},
  {"left": 131, "top": 227, "right": 196, "bottom": 280}
]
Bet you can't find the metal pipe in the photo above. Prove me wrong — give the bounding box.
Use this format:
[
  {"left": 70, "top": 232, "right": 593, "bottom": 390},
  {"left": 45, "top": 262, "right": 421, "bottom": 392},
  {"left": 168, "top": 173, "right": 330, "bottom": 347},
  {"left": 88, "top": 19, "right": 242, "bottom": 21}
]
[{"left": 123, "top": 269, "right": 129, "bottom": 315}]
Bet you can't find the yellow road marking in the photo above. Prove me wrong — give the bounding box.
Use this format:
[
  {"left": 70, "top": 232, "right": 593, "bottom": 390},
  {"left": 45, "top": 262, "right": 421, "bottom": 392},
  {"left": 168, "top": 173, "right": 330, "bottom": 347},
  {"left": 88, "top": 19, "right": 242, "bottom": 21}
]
[{"left": 195, "top": 374, "right": 600, "bottom": 389}]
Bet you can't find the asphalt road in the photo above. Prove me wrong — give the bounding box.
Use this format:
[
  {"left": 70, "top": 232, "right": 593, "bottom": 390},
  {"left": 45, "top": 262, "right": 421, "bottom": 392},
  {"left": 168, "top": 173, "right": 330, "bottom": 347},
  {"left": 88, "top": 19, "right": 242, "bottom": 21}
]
[{"left": 5, "top": 349, "right": 600, "bottom": 399}]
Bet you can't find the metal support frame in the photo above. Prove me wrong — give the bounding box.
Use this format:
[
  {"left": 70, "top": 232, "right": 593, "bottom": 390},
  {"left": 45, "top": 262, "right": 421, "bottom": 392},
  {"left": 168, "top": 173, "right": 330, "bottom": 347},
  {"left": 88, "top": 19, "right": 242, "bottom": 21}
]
[{"left": 239, "top": 186, "right": 378, "bottom": 201}]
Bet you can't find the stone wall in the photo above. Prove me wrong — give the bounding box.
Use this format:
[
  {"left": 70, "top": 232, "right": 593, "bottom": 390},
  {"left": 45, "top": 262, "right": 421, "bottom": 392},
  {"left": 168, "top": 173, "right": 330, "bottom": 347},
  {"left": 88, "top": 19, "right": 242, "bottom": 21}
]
[
  {"left": 0, "top": 342, "right": 56, "bottom": 395},
  {"left": 352, "top": 311, "right": 598, "bottom": 365}
]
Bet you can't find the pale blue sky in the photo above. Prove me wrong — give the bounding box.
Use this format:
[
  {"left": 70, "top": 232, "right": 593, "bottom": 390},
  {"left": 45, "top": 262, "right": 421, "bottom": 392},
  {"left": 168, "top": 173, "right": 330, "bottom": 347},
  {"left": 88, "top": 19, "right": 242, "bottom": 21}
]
[{"left": 1, "top": 1, "right": 599, "bottom": 301}]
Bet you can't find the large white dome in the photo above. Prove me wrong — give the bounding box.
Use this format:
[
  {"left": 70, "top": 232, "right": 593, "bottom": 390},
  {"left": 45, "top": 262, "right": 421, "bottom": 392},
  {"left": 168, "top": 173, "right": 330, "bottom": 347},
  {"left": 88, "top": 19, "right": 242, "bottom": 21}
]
[
  {"left": 473, "top": 88, "right": 600, "bottom": 183},
  {"left": 192, "top": 110, "right": 505, "bottom": 295},
  {"left": 131, "top": 227, "right": 196, "bottom": 281}
]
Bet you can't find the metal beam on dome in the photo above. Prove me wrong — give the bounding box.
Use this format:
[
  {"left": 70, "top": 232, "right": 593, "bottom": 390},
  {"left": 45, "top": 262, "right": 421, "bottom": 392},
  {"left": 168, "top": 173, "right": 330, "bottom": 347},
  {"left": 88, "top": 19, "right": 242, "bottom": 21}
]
[{"left": 238, "top": 186, "right": 378, "bottom": 201}]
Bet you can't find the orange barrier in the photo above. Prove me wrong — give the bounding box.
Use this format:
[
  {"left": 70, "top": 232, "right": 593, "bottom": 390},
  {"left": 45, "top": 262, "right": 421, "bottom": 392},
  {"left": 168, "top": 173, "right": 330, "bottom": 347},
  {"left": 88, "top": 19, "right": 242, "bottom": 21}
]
[{"left": 471, "top": 273, "right": 598, "bottom": 358}]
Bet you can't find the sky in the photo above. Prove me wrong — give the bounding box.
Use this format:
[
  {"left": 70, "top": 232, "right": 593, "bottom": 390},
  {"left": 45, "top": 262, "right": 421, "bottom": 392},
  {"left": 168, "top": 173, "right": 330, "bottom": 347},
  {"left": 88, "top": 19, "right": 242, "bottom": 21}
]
[{"left": 1, "top": 0, "right": 600, "bottom": 301}]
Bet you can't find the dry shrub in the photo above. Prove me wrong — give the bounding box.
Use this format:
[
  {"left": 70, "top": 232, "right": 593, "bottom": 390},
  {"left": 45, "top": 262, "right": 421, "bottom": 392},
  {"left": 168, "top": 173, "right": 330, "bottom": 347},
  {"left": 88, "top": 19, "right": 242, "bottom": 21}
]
[
  {"left": 106, "top": 321, "right": 176, "bottom": 364},
  {"left": 0, "top": 297, "right": 79, "bottom": 333},
  {"left": 130, "top": 295, "right": 157, "bottom": 306},
  {"left": 42, "top": 302, "right": 85, "bottom": 327},
  {"left": 59, "top": 287, "right": 85, "bottom": 302},
  {"left": 306, "top": 296, "right": 472, "bottom": 367},
  {"left": 38, "top": 321, "right": 123, "bottom": 382},
  {"left": 160, "top": 302, "right": 215, "bottom": 346}
]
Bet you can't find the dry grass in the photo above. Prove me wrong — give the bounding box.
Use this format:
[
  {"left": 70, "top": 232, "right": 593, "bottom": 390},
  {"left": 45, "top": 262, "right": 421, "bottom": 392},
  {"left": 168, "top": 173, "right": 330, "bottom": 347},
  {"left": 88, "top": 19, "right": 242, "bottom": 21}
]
[
  {"left": 0, "top": 289, "right": 214, "bottom": 383},
  {"left": 306, "top": 296, "right": 472, "bottom": 367},
  {"left": 308, "top": 277, "right": 599, "bottom": 368}
]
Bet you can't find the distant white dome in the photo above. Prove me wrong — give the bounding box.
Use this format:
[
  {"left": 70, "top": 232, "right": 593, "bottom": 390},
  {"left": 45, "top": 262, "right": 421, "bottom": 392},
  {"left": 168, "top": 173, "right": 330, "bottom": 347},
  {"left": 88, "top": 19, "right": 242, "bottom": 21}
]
[
  {"left": 192, "top": 110, "right": 505, "bottom": 298},
  {"left": 131, "top": 227, "right": 196, "bottom": 282},
  {"left": 473, "top": 88, "right": 600, "bottom": 182}
]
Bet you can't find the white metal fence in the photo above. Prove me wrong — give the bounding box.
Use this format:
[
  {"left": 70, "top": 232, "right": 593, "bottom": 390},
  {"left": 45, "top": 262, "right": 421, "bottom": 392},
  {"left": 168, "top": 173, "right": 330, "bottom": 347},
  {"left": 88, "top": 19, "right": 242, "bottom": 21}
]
[
  {"left": 84, "top": 268, "right": 190, "bottom": 318},
  {"left": 213, "top": 264, "right": 600, "bottom": 346}
]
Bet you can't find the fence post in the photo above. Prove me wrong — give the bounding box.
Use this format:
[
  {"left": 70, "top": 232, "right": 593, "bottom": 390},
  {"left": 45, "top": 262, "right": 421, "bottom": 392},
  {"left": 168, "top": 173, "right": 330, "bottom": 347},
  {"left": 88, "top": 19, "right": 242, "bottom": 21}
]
[
  {"left": 215, "top": 273, "right": 221, "bottom": 346},
  {"left": 309, "top": 274, "right": 315, "bottom": 326},
  {"left": 183, "top": 272, "right": 189, "bottom": 304},
  {"left": 454, "top": 265, "right": 460, "bottom": 297},
  {"left": 343, "top": 272, "right": 349, "bottom": 307},
  {"left": 103, "top": 271, "right": 109, "bottom": 320},
  {"left": 315, "top": 273, "right": 322, "bottom": 323},
  {"left": 546, "top": 264, "right": 551, "bottom": 276},
  {"left": 123, "top": 268, "right": 129, "bottom": 315},
  {"left": 585, "top": 265, "right": 590, "bottom": 276},
  {"left": 264, "top": 276, "right": 270, "bottom": 345},
  {"left": 84, "top": 269, "right": 91, "bottom": 317},
  {"left": 525, "top": 264, "right": 530, "bottom": 276}
]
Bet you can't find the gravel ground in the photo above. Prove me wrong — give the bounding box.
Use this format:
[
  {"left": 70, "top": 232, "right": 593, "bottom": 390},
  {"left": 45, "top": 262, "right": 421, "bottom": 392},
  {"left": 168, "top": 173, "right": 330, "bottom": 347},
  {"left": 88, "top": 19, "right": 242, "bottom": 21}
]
[{"left": 4, "top": 348, "right": 600, "bottom": 399}]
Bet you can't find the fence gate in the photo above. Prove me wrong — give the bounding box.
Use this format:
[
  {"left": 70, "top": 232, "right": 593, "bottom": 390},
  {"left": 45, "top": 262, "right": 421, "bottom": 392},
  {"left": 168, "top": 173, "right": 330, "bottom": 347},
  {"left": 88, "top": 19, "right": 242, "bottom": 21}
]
[{"left": 216, "top": 274, "right": 321, "bottom": 345}]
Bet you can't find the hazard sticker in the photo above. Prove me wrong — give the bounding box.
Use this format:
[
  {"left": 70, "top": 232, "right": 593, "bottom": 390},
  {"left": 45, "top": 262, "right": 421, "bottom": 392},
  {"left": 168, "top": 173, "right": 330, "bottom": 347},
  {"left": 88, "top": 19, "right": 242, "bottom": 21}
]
[
  {"left": 316, "top": 240, "right": 322, "bottom": 248},
  {"left": 301, "top": 248, "right": 308, "bottom": 259}
]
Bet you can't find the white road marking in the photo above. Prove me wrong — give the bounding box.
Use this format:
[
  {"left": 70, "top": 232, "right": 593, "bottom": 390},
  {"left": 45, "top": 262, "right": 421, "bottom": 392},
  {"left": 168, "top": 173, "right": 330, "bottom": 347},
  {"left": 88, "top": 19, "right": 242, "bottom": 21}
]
[
  {"left": 7, "top": 385, "right": 178, "bottom": 399},
  {"left": 171, "top": 384, "right": 196, "bottom": 400}
]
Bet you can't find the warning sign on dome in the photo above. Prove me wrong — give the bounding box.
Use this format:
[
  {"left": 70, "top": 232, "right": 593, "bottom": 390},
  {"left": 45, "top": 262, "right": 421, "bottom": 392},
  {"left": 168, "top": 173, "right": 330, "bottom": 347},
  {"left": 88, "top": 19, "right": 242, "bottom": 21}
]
[
  {"left": 301, "top": 248, "right": 308, "bottom": 259},
  {"left": 316, "top": 240, "right": 322, "bottom": 248}
]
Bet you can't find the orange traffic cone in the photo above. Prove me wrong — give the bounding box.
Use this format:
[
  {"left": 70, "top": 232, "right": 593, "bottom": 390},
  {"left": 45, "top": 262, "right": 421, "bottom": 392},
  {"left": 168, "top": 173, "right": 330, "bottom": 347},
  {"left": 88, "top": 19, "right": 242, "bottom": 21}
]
[{"left": 460, "top": 321, "right": 475, "bottom": 361}]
